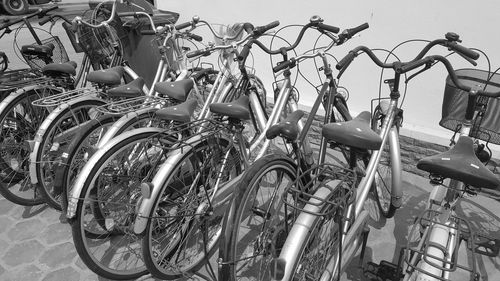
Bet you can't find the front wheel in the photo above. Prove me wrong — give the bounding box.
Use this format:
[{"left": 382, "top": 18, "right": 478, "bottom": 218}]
[
  {"left": 70, "top": 128, "right": 166, "bottom": 279},
  {"left": 370, "top": 104, "right": 400, "bottom": 218},
  {"left": 220, "top": 154, "right": 299, "bottom": 280}
]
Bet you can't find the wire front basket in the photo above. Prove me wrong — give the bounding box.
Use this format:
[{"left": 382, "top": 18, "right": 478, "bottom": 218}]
[
  {"left": 440, "top": 68, "right": 500, "bottom": 144},
  {"left": 76, "top": 23, "right": 121, "bottom": 67},
  {"left": 283, "top": 164, "right": 356, "bottom": 217},
  {"left": 22, "top": 36, "right": 69, "bottom": 71}
]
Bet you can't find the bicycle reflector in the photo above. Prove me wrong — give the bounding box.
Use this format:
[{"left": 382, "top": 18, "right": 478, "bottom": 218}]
[{"left": 140, "top": 182, "right": 154, "bottom": 199}]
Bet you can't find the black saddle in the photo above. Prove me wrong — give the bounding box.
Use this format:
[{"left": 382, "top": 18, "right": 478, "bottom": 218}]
[
  {"left": 107, "top": 77, "right": 145, "bottom": 98},
  {"left": 41, "top": 61, "right": 77, "bottom": 76},
  {"left": 209, "top": 96, "right": 251, "bottom": 120},
  {"left": 417, "top": 136, "right": 500, "bottom": 190},
  {"left": 322, "top": 111, "right": 382, "bottom": 150},
  {"left": 266, "top": 110, "right": 304, "bottom": 142},
  {"left": 155, "top": 99, "right": 198, "bottom": 123},
  {"left": 87, "top": 66, "right": 124, "bottom": 85},
  {"left": 154, "top": 79, "right": 194, "bottom": 101}
]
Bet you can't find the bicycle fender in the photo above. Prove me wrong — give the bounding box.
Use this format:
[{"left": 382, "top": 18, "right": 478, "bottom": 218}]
[
  {"left": 66, "top": 127, "right": 165, "bottom": 219},
  {"left": 29, "top": 97, "right": 107, "bottom": 184},
  {"left": 0, "top": 84, "right": 58, "bottom": 114},
  {"left": 97, "top": 107, "right": 159, "bottom": 148},
  {"left": 276, "top": 185, "right": 335, "bottom": 281},
  {"left": 134, "top": 134, "right": 205, "bottom": 235}
]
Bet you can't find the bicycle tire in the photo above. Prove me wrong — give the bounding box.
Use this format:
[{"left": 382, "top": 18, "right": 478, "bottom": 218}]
[
  {"left": 69, "top": 128, "right": 165, "bottom": 279},
  {"left": 0, "top": 85, "right": 62, "bottom": 205},
  {"left": 142, "top": 137, "right": 242, "bottom": 279},
  {"left": 371, "top": 104, "right": 399, "bottom": 218},
  {"left": 33, "top": 98, "right": 107, "bottom": 210},
  {"left": 56, "top": 113, "right": 123, "bottom": 213},
  {"left": 220, "top": 153, "right": 298, "bottom": 280}
]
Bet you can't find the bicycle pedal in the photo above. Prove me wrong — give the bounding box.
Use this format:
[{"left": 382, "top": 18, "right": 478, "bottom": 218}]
[
  {"left": 364, "top": 260, "right": 402, "bottom": 281},
  {"left": 475, "top": 235, "right": 500, "bottom": 257}
]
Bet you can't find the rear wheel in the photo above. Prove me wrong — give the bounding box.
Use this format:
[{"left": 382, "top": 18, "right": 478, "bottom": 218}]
[
  {"left": 142, "top": 138, "right": 242, "bottom": 279},
  {"left": 34, "top": 99, "right": 106, "bottom": 210},
  {"left": 70, "top": 129, "right": 166, "bottom": 279},
  {"left": 222, "top": 154, "right": 298, "bottom": 280},
  {"left": 0, "top": 86, "right": 60, "bottom": 205}
]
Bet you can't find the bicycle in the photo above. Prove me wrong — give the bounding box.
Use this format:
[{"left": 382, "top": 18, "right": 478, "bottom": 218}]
[
  {"left": 29, "top": 9, "right": 213, "bottom": 211},
  {"left": 62, "top": 18, "right": 269, "bottom": 280},
  {"left": 366, "top": 63, "right": 500, "bottom": 280},
  {"left": 128, "top": 17, "right": 368, "bottom": 280},
  {"left": 270, "top": 32, "right": 484, "bottom": 281},
  {"left": 217, "top": 20, "right": 370, "bottom": 281}
]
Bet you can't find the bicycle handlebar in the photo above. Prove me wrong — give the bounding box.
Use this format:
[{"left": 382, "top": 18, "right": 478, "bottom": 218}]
[
  {"left": 39, "top": 14, "right": 73, "bottom": 26},
  {"left": 0, "top": 5, "right": 58, "bottom": 30}
]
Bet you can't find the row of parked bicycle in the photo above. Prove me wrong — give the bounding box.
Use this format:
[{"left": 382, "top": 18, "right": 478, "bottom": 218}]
[{"left": 1, "top": 0, "right": 499, "bottom": 280}]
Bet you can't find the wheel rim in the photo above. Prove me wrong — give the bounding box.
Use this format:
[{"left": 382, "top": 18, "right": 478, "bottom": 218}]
[
  {"left": 372, "top": 108, "right": 393, "bottom": 215},
  {"left": 232, "top": 163, "right": 297, "bottom": 280}
]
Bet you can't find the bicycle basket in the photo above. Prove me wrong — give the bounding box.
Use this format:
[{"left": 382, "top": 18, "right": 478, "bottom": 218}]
[
  {"left": 76, "top": 23, "right": 121, "bottom": 66},
  {"left": 283, "top": 164, "right": 356, "bottom": 217},
  {"left": 440, "top": 68, "right": 500, "bottom": 144},
  {"left": 22, "top": 36, "right": 69, "bottom": 71}
]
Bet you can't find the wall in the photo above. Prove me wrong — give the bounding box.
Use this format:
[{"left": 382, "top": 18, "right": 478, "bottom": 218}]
[{"left": 158, "top": 0, "right": 500, "bottom": 154}]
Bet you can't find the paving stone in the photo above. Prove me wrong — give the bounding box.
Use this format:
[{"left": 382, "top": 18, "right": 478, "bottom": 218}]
[
  {"left": 0, "top": 263, "right": 5, "bottom": 276},
  {"left": 74, "top": 256, "right": 87, "bottom": 270},
  {"left": 0, "top": 238, "right": 9, "bottom": 253},
  {"left": 3, "top": 239, "right": 44, "bottom": 267},
  {"left": 6, "top": 218, "right": 43, "bottom": 241},
  {"left": 41, "top": 266, "right": 80, "bottom": 281},
  {"left": 0, "top": 217, "right": 14, "bottom": 234},
  {"left": 39, "top": 242, "right": 77, "bottom": 268},
  {"left": 0, "top": 264, "right": 42, "bottom": 281},
  {"left": 38, "top": 208, "right": 63, "bottom": 223},
  {"left": 0, "top": 198, "right": 17, "bottom": 215},
  {"left": 7, "top": 203, "right": 29, "bottom": 220},
  {"left": 40, "top": 222, "right": 72, "bottom": 245}
]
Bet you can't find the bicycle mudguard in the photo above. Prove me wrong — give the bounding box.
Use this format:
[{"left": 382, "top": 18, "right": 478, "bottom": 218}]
[
  {"left": 96, "top": 107, "right": 160, "bottom": 148},
  {"left": 29, "top": 96, "right": 107, "bottom": 185},
  {"left": 66, "top": 127, "right": 165, "bottom": 219},
  {"left": 0, "top": 85, "right": 58, "bottom": 114},
  {"left": 133, "top": 132, "right": 220, "bottom": 235}
]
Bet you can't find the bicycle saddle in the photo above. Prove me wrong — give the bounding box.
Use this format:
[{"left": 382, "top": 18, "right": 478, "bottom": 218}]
[
  {"left": 266, "top": 110, "right": 304, "bottom": 142},
  {"left": 322, "top": 111, "right": 382, "bottom": 150},
  {"left": 417, "top": 136, "right": 500, "bottom": 190},
  {"left": 87, "top": 66, "right": 124, "bottom": 85},
  {"left": 21, "top": 43, "right": 54, "bottom": 57},
  {"left": 154, "top": 79, "right": 194, "bottom": 101},
  {"left": 155, "top": 99, "right": 198, "bottom": 123},
  {"left": 209, "top": 95, "right": 250, "bottom": 120},
  {"left": 41, "top": 61, "right": 77, "bottom": 76},
  {"left": 107, "top": 77, "right": 145, "bottom": 98}
]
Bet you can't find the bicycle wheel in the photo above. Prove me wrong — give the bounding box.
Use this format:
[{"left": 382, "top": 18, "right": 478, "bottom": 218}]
[
  {"left": 70, "top": 128, "right": 166, "bottom": 279},
  {"left": 142, "top": 137, "right": 242, "bottom": 279},
  {"left": 281, "top": 182, "right": 351, "bottom": 281},
  {"left": 371, "top": 104, "right": 398, "bottom": 218},
  {"left": 221, "top": 154, "right": 299, "bottom": 280},
  {"left": 33, "top": 98, "right": 106, "bottom": 210},
  {"left": 56, "top": 113, "right": 122, "bottom": 212},
  {"left": 0, "top": 85, "right": 62, "bottom": 205}
]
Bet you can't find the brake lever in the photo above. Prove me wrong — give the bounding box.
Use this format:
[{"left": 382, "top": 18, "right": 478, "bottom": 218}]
[{"left": 405, "top": 61, "right": 433, "bottom": 83}]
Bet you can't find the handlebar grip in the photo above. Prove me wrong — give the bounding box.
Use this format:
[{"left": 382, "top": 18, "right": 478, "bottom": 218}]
[
  {"left": 175, "top": 21, "right": 192, "bottom": 30},
  {"left": 253, "top": 20, "right": 279, "bottom": 36},
  {"left": 449, "top": 43, "right": 480, "bottom": 60},
  {"left": 39, "top": 16, "right": 53, "bottom": 26},
  {"left": 188, "top": 33, "right": 203, "bottom": 42},
  {"left": 336, "top": 51, "right": 357, "bottom": 70},
  {"left": 345, "top": 22, "right": 369, "bottom": 37},
  {"left": 272, "top": 59, "right": 296, "bottom": 73},
  {"left": 317, "top": 23, "right": 340, "bottom": 34},
  {"left": 237, "top": 44, "right": 252, "bottom": 61},
  {"left": 117, "top": 12, "right": 137, "bottom": 17},
  {"left": 140, "top": 29, "right": 156, "bottom": 35},
  {"left": 186, "top": 49, "right": 210, "bottom": 59},
  {"left": 243, "top": 22, "right": 254, "bottom": 34}
]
